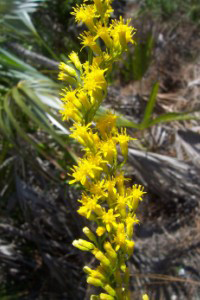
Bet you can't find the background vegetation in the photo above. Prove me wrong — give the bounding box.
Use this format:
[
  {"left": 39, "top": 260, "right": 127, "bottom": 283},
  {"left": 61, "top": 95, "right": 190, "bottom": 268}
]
[{"left": 0, "top": 0, "right": 200, "bottom": 299}]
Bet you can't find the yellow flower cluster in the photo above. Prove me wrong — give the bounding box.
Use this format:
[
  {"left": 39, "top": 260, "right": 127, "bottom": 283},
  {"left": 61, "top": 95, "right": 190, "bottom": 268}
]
[{"left": 58, "top": 1, "right": 148, "bottom": 299}]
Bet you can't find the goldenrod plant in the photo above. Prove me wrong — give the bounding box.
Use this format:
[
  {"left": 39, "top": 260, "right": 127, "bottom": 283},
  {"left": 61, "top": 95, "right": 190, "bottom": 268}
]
[{"left": 58, "top": 1, "right": 148, "bottom": 299}]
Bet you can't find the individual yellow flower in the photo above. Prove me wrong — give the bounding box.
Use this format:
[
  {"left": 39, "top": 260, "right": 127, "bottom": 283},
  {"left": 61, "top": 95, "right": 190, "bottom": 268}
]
[
  {"left": 126, "top": 213, "right": 139, "bottom": 238},
  {"left": 69, "top": 155, "right": 104, "bottom": 186},
  {"left": 60, "top": 88, "right": 82, "bottom": 109},
  {"left": 82, "top": 64, "right": 107, "bottom": 96},
  {"left": 70, "top": 123, "right": 99, "bottom": 149},
  {"left": 113, "top": 223, "right": 126, "bottom": 251},
  {"left": 143, "top": 294, "right": 149, "bottom": 300},
  {"left": 98, "top": 138, "right": 117, "bottom": 164},
  {"left": 59, "top": 62, "right": 77, "bottom": 78},
  {"left": 59, "top": 102, "right": 81, "bottom": 123},
  {"left": 104, "top": 178, "right": 117, "bottom": 203},
  {"left": 95, "top": 23, "right": 113, "bottom": 48},
  {"left": 79, "top": 31, "right": 102, "bottom": 55},
  {"left": 115, "top": 172, "right": 129, "bottom": 196},
  {"left": 95, "top": 112, "right": 118, "bottom": 139},
  {"left": 115, "top": 194, "right": 127, "bottom": 218},
  {"left": 68, "top": 51, "right": 82, "bottom": 71},
  {"left": 88, "top": 180, "right": 107, "bottom": 199},
  {"left": 96, "top": 226, "right": 106, "bottom": 236},
  {"left": 114, "top": 128, "right": 136, "bottom": 159},
  {"left": 125, "top": 239, "right": 134, "bottom": 256},
  {"left": 127, "top": 184, "right": 146, "bottom": 211},
  {"left": 71, "top": 4, "right": 97, "bottom": 30},
  {"left": 78, "top": 194, "right": 102, "bottom": 218},
  {"left": 77, "top": 89, "right": 92, "bottom": 111},
  {"left": 101, "top": 209, "right": 119, "bottom": 232},
  {"left": 110, "top": 16, "right": 136, "bottom": 49}
]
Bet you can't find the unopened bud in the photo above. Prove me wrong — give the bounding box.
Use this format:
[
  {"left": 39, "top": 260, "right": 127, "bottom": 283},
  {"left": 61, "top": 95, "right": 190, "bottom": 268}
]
[
  {"left": 104, "top": 242, "right": 117, "bottom": 262},
  {"left": 72, "top": 239, "right": 94, "bottom": 251},
  {"left": 100, "top": 293, "right": 115, "bottom": 300},
  {"left": 103, "top": 284, "right": 116, "bottom": 297},
  {"left": 59, "top": 62, "right": 77, "bottom": 78},
  {"left": 83, "top": 227, "right": 97, "bottom": 243},
  {"left": 94, "top": 250, "right": 111, "bottom": 268},
  {"left": 87, "top": 276, "right": 103, "bottom": 287}
]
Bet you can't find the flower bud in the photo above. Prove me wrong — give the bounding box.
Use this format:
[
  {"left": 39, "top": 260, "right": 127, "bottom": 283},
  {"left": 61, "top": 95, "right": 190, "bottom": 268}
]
[
  {"left": 83, "top": 266, "right": 92, "bottom": 275},
  {"left": 126, "top": 240, "right": 135, "bottom": 256},
  {"left": 83, "top": 227, "right": 97, "bottom": 243},
  {"left": 72, "top": 239, "right": 94, "bottom": 251},
  {"left": 96, "top": 226, "right": 106, "bottom": 237},
  {"left": 100, "top": 293, "right": 114, "bottom": 300},
  {"left": 87, "top": 276, "right": 103, "bottom": 287},
  {"left": 59, "top": 62, "right": 77, "bottom": 78},
  {"left": 103, "top": 284, "right": 116, "bottom": 297},
  {"left": 104, "top": 242, "right": 117, "bottom": 263},
  {"left": 94, "top": 250, "right": 111, "bottom": 268}
]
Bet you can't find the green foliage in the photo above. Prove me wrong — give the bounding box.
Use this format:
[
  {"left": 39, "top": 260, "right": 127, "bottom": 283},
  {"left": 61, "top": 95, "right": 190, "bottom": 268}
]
[
  {"left": 97, "top": 82, "right": 199, "bottom": 130},
  {"left": 122, "top": 33, "right": 154, "bottom": 83},
  {"left": 140, "top": 0, "right": 200, "bottom": 22}
]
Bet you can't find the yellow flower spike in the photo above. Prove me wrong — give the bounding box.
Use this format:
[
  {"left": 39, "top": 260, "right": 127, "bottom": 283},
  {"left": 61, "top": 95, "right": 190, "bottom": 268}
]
[
  {"left": 87, "top": 276, "right": 103, "bottom": 287},
  {"left": 96, "top": 226, "right": 106, "bottom": 236},
  {"left": 143, "top": 294, "right": 149, "bottom": 300},
  {"left": 83, "top": 227, "right": 97, "bottom": 243},
  {"left": 101, "top": 209, "right": 119, "bottom": 232},
  {"left": 59, "top": 0, "right": 146, "bottom": 297},
  {"left": 103, "top": 284, "right": 116, "bottom": 297},
  {"left": 100, "top": 293, "right": 114, "bottom": 300},
  {"left": 79, "top": 31, "right": 102, "bottom": 55},
  {"left": 59, "top": 62, "right": 77, "bottom": 78},
  {"left": 68, "top": 51, "right": 82, "bottom": 71},
  {"left": 71, "top": 4, "right": 97, "bottom": 30},
  {"left": 73, "top": 239, "right": 95, "bottom": 251}
]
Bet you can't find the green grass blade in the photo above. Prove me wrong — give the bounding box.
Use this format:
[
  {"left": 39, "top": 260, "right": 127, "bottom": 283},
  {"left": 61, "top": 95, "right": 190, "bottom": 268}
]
[
  {"left": 149, "top": 111, "right": 200, "bottom": 126},
  {"left": 140, "top": 82, "right": 159, "bottom": 129},
  {"left": 0, "top": 48, "right": 35, "bottom": 71}
]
